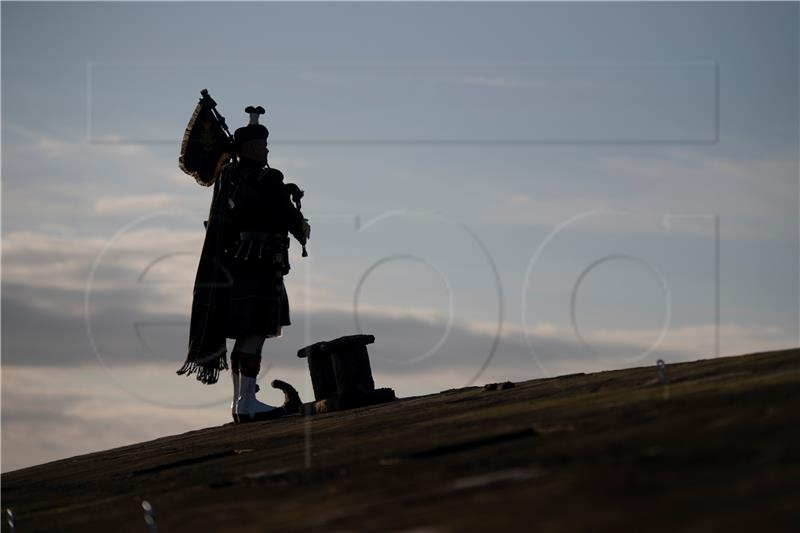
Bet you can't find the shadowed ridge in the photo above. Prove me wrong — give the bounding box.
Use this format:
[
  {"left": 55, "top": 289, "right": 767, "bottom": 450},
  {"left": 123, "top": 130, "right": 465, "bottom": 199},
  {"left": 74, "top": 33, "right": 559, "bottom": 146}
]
[{"left": 2, "top": 347, "right": 799, "bottom": 532}]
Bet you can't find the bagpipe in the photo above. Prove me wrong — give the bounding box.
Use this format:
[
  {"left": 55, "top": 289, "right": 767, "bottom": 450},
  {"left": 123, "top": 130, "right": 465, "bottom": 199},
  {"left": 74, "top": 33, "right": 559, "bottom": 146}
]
[{"left": 180, "top": 89, "right": 308, "bottom": 256}]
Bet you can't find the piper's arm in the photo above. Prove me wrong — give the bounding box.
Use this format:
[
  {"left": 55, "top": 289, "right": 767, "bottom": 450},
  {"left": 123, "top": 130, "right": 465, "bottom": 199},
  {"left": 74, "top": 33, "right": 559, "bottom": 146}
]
[{"left": 281, "top": 184, "right": 309, "bottom": 245}]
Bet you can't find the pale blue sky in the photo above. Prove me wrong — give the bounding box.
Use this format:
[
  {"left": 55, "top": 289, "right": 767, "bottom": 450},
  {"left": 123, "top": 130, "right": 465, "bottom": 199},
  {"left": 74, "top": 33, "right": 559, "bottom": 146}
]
[{"left": 2, "top": 2, "right": 798, "bottom": 471}]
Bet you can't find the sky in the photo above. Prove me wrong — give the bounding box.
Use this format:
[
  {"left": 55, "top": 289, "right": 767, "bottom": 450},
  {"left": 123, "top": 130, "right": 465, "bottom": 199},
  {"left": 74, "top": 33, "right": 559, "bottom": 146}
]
[{"left": 2, "top": 1, "right": 798, "bottom": 472}]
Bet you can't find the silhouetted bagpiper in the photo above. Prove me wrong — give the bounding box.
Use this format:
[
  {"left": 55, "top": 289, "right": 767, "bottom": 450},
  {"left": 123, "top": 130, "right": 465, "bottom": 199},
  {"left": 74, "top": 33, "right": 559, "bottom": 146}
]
[{"left": 177, "top": 90, "right": 309, "bottom": 423}]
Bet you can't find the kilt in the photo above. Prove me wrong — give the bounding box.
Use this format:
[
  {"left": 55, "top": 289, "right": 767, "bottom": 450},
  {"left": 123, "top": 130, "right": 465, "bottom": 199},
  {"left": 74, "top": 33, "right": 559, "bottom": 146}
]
[{"left": 223, "top": 236, "right": 291, "bottom": 339}]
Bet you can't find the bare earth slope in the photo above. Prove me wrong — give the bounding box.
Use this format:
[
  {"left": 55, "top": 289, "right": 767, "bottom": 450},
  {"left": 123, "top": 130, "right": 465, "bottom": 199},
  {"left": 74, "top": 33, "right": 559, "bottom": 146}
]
[{"left": 3, "top": 348, "right": 799, "bottom": 532}]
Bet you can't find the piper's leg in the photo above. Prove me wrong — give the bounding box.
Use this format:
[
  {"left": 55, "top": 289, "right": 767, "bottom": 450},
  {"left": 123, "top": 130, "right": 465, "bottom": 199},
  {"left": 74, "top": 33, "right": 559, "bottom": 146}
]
[
  {"left": 231, "top": 334, "right": 281, "bottom": 423},
  {"left": 233, "top": 333, "right": 267, "bottom": 357}
]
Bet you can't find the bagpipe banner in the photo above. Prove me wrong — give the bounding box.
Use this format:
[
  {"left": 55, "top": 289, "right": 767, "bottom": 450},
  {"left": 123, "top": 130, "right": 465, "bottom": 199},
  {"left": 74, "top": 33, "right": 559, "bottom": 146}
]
[{"left": 179, "top": 89, "right": 234, "bottom": 187}]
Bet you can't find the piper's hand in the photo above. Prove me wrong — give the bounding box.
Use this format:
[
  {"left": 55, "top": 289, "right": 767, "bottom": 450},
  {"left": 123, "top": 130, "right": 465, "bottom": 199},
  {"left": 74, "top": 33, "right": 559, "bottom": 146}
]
[{"left": 302, "top": 219, "right": 311, "bottom": 243}]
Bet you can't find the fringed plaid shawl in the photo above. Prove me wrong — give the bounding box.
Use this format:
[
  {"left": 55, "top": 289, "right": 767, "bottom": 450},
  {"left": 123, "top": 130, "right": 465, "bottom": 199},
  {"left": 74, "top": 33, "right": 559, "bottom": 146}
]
[{"left": 177, "top": 164, "right": 237, "bottom": 384}]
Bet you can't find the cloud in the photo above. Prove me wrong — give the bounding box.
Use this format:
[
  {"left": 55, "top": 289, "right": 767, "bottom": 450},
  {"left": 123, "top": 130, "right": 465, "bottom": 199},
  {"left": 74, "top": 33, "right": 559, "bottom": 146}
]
[
  {"left": 0, "top": 224, "right": 337, "bottom": 320},
  {"left": 3, "top": 123, "right": 175, "bottom": 179},
  {"left": 373, "top": 147, "right": 797, "bottom": 243},
  {"left": 589, "top": 150, "right": 799, "bottom": 240},
  {"left": 448, "top": 147, "right": 798, "bottom": 242},
  {"left": 94, "top": 194, "right": 181, "bottom": 214},
  {"left": 1, "top": 226, "right": 202, "bottom": 296},
  {"left": 2, "top": 223, "right": 793, "bottom": 372},
  {"left": 498, "top": 320, "right": 793, "bottom": 365},
  {"left": 1, "top": 364, "right": 230, "bottom": 472},
  {"left": 451, "top": 75, "right": 553, "bottom": 90},
  {"left": 4, "top": 267, "right": 793, "bottom": 374},
  {"left": 1, "top": 123, "right": 200, "bottom": 230}
]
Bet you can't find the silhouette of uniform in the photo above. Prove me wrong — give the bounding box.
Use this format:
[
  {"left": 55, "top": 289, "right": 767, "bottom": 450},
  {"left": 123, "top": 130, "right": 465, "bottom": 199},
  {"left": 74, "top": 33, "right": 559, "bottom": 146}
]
[
  {"left": 221, "top": 159, "right": 306, "bottom": 339},
  {"left": 179, "top": 103, "right": 308, "bottom": 421}
]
